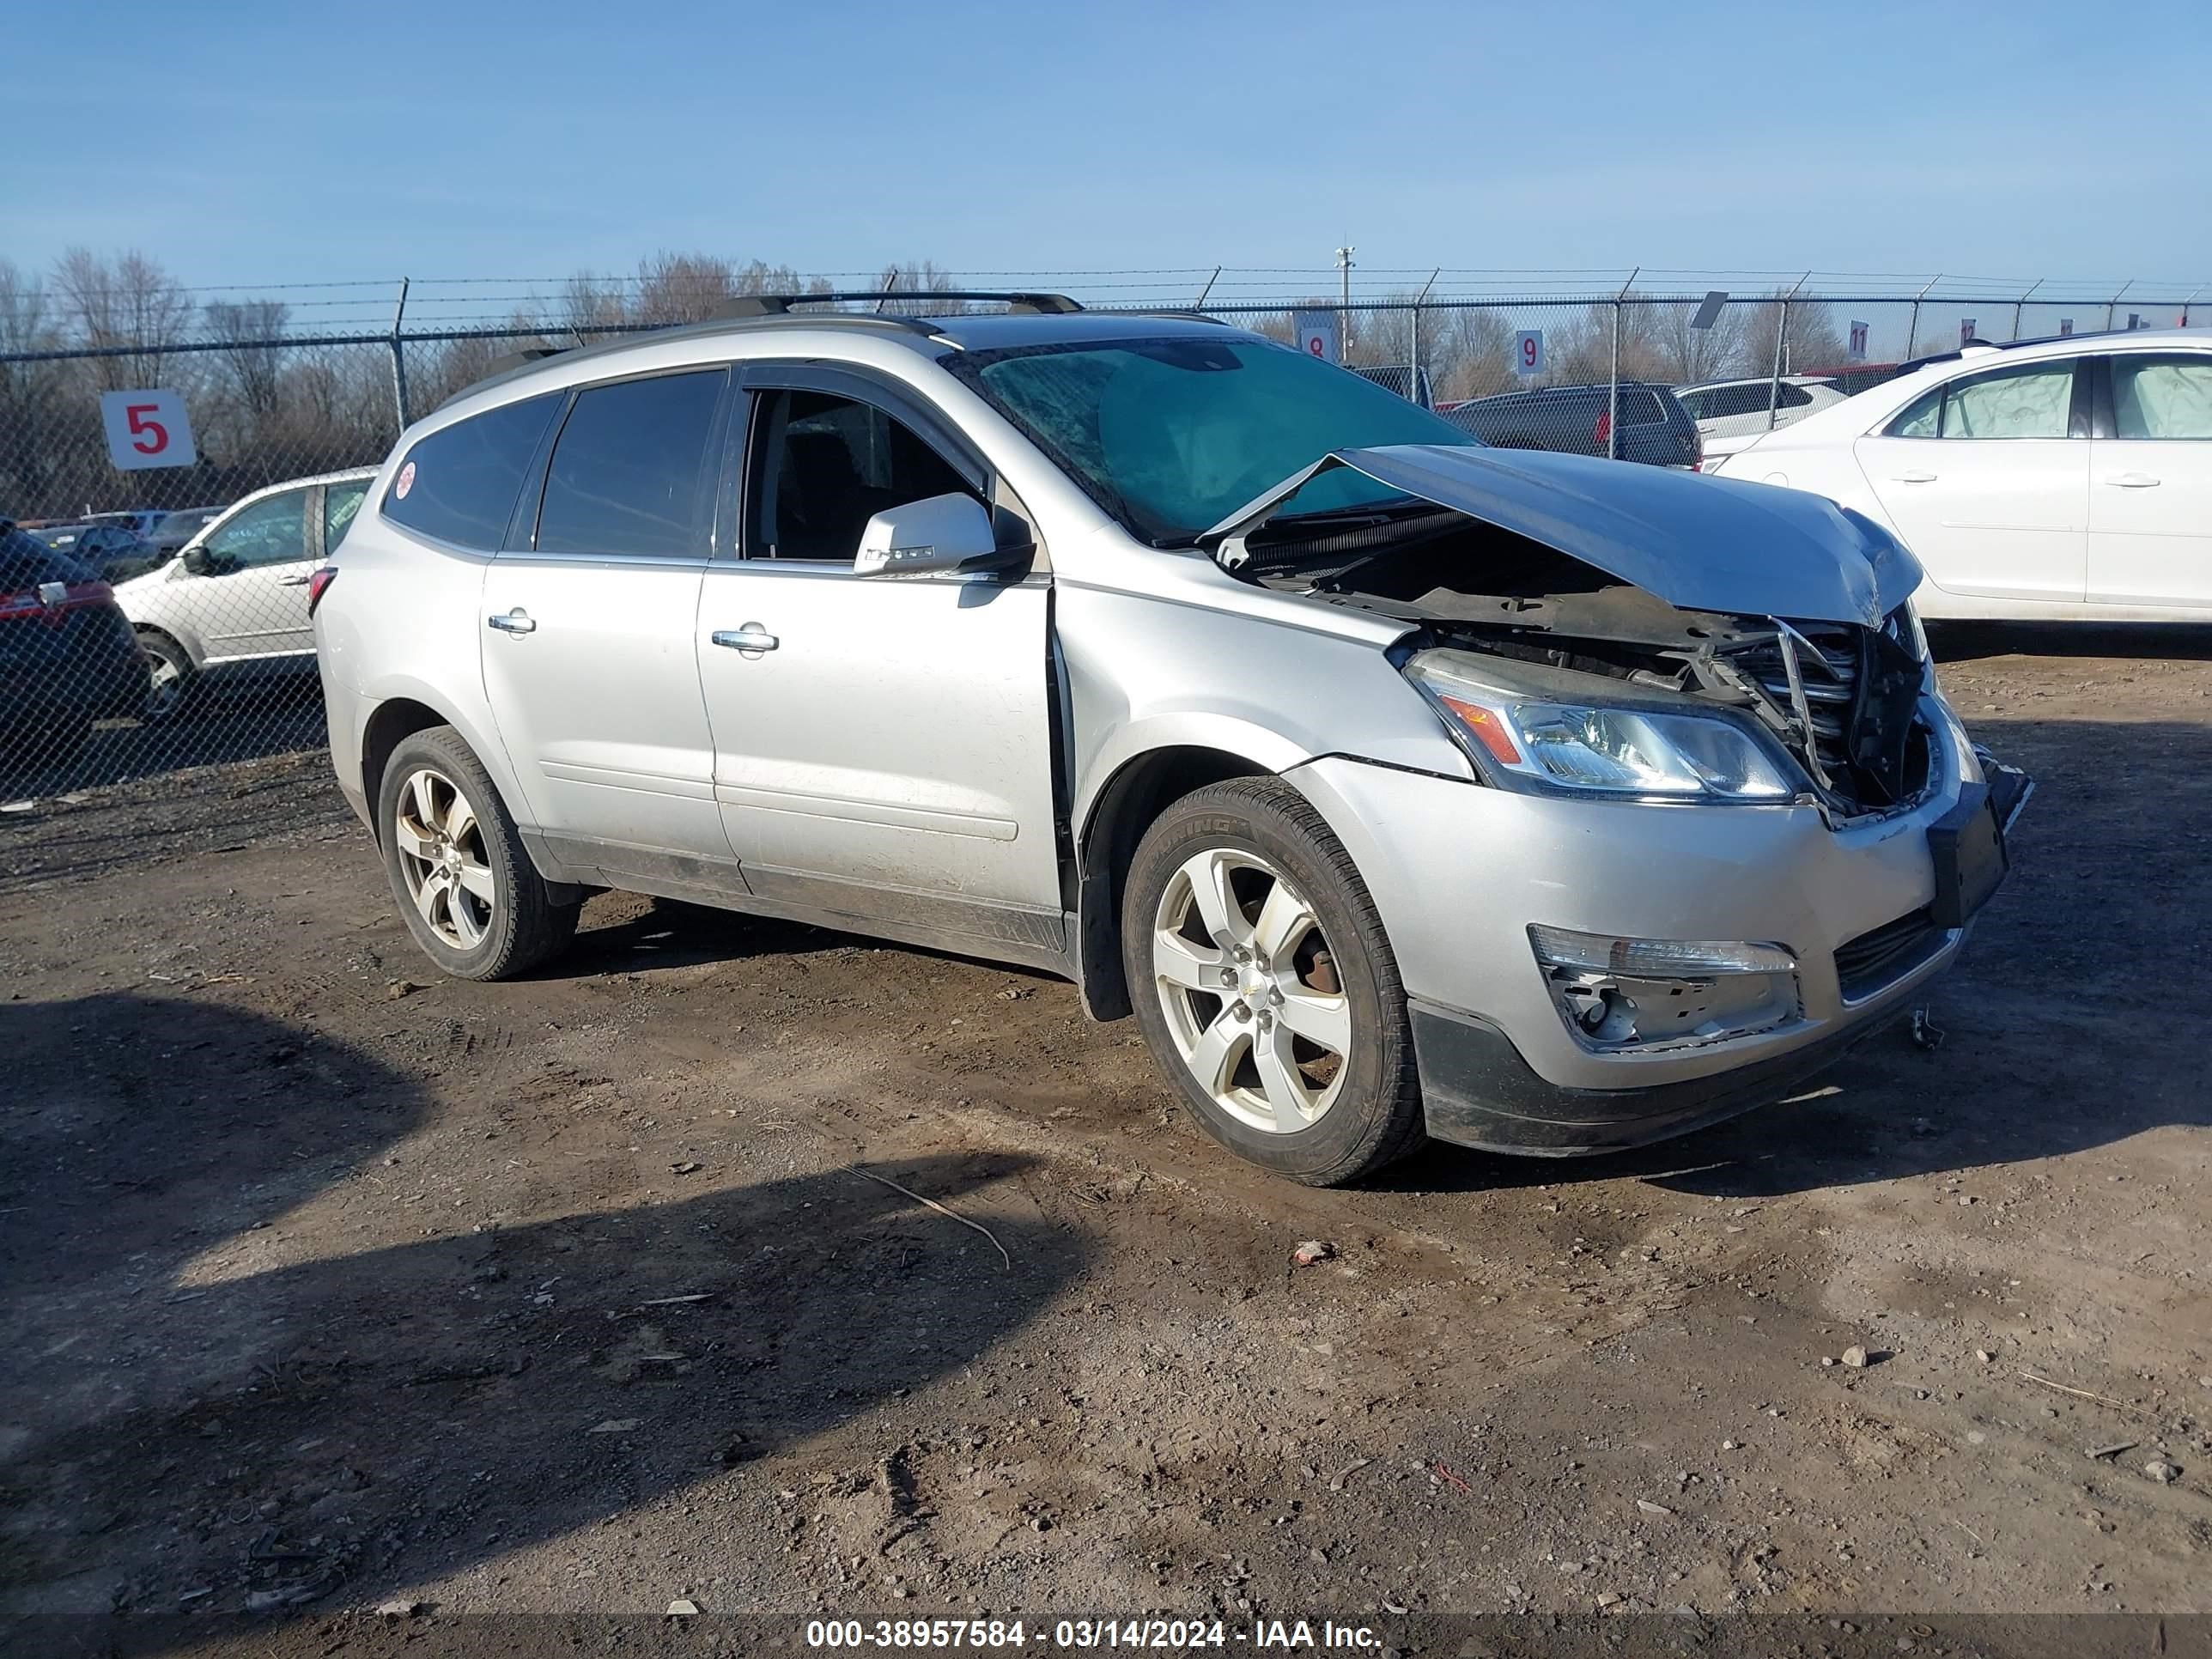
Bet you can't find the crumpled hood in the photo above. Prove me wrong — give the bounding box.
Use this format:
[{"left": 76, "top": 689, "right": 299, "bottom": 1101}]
[{"left": 1206, "top": 444, "right": 1923, "bottom": 628}]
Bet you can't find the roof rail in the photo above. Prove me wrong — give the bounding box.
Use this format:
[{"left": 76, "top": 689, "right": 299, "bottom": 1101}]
[
  {"left": 480, "top": 345, "right": 564, "bottom": 379},
  {"left": 713, "top": 290, "right": 1083, "bottom": 319}
]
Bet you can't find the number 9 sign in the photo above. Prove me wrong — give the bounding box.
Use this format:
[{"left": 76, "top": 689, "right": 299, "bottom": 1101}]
[
  {"left": 1514, "top": 330, "right": 1545, "bottom": 377},
  {"left": 100, "top": 388, "right": 198, "bottom": 471}
]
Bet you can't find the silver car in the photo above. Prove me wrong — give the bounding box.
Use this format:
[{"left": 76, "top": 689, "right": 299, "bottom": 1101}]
[{"left": 313, "top": 296, "right": 2029, "bottom": 1185}]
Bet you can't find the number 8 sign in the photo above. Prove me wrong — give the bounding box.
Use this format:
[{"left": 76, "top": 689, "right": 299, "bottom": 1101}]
[
  {"left": 1514, "top": 330, "right": 1545, "bottom": 377},
  {"left": 100, "top": 388, "right": 198, "bottom": 471}
]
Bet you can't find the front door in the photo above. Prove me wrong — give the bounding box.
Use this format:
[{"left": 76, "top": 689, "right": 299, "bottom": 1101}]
[
  {"left": 477, "top": 367, "right": 738, "bottom": 878},
  {"left": 2087, "top": 351, "right": 2212, "bottom": 608},
  {"left": 1853, "top": 356, "right": 2087, "bottom": 605},
  {"left": 695, "top": 369, "right": 1064, "bottom": 954},
  {"left": 192, "top": 484, "right": 318, "bottom": 659}
]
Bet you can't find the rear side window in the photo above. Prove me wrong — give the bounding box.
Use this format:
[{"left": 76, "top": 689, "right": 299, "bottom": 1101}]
[
  {"left": 2112, "top": 354, "right": 2212, "bottom": 440},
  {"left": 1888, "top": 360, "right": 2075, "bottom": 439},
  {"left": 383, "top": 392, "right": 562, "bottom": 550},
  {"left": 2, "top": 527, "right": 93, "bottom": 591},
  {"left": 535, "top": 369, "right": 727, "bottom": 558}
]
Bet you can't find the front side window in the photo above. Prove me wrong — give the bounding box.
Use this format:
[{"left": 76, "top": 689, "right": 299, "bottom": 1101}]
[
  {"left": 204, "top": 489, "right": 308, "bottom": 570},
  {"left": 323, "top": 479, "right": 368, "bottom": 552},
  {"left": 383, "top": 391, "right": 562, "bottom": 550},
  {"left": 956, "top": 336, "right": 1478, "bottom": 545},
  {"left": 535, "top": 369, "right": 726, "bottom": 558},
  {"left": 748, "top": 389, "right": 977, "bottom": 561},
  {"left": 2112, "top": 354, "right": 2212, "bottom": 440},
  {"left": 1889, "top": 359, "right": 2076, "bottom": 440}
]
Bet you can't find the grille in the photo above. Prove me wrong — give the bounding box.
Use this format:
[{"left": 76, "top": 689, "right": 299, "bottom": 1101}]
[
  {"left": 1733, "top": 620, "right": 1860, "bottom": 785},
  {"left": 1834, "top": 907, "right": 1944, "bottom": 1000},
  {"left": 1727, "top": 610, "right": 1924, "bottom": 813}
]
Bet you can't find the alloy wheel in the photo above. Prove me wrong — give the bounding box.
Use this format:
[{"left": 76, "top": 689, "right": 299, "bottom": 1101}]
[
  {"left": 142, "top": 643, "right": 183, "bottom": 719},
  {"left": 1150, "top": 847, "right": 1352, "bottom": 1134},
  {"left": 392, "top": 767, "right": 496, "bottom": 951}
]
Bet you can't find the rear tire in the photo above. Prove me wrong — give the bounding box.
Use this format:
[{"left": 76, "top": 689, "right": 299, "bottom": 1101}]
[
  {"left": 376, "top": 725, "right": 579, "bottom": 981},
  {"left": 1121, "top": 776, "right": 1425, "bottom": 1185},
  {"left": 137, "top": 629, "right": 195, "bottom": 724}
]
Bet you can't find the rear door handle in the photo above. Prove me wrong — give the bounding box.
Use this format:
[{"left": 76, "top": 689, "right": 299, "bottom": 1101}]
[
  {"left": 711, "top": 624, "right": 778, "bottom": 654},
  {"left": 488, "top": 609, "right": 537, "bottom": 635},
  {"left": 1893, "top": 471, "right": 1939, "bottom": 483},
  {"left": 2104, "top": 472, "right": 2161, "bottom": 488},
  {"left": 278, "top": 574, "right": 313, "bottom": 586}
]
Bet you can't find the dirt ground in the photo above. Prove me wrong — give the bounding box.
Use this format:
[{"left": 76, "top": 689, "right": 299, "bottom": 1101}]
[{"left": 3, "top": 627, "right": 2209, "bottom": 1650}]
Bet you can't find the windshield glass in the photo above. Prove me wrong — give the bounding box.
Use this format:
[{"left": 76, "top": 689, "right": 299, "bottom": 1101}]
[{"left": 959, "top": 336, "right": 1478, "bottom": 544}]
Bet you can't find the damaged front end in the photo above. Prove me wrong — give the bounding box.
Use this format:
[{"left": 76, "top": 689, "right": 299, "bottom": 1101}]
[{"left": 1206, "top": 444, "right": 1970, "bottom": 825}]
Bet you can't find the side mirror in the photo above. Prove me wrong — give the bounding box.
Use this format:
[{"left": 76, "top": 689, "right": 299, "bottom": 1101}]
[
  {"left": 854, "top": 493, "right": 1028, "bottom": 580},
  {"left": 180, "top": 545, "right": 210, "bottom": 576}
]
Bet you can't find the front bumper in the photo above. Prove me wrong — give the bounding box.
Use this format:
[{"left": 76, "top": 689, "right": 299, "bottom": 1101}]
[{"left": 1286, "top": 708, "right": 2026, "bottom": 1155}]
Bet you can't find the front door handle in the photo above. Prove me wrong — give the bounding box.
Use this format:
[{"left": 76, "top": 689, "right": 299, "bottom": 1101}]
[
  {"left": 711, "top": 624, "right": 778, "bottom": 654},
  {"left": 488, "top": 609, "right": 537, "bottom": 635},
  {"left": 278, "top": 574, "right": 313, "bottom": 586},
  {"left": 2104, "top": 472, "right": 2162, "bottom": 489},
  {"left": 1894, "top": 471, "right": 1939, "bottom": 483}
]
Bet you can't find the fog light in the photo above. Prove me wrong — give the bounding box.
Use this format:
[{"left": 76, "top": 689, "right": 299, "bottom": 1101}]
[{"left": 1528, "top": 926, "right": 1800, "bottom": 1053}]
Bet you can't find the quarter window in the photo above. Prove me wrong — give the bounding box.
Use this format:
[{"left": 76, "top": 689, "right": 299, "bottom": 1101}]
[
  {"left": 323, "top": 479, "right": 368, "bottom": 553},
  {"left": 535, "top": 369, "right": 727, "bottom": 558},
  {"left": 2112, "top": 355, "right": 2212, "bottom": 440},
  {"left": 748, "top": 389, "right": 978, "bottom": 562},
  {"left": 382, "top": 392, "right": 562, "bottom": 550}
]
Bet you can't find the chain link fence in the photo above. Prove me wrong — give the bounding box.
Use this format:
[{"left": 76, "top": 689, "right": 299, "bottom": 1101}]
[{"left": 3, "top": 271, "right": 2203, "bottom": 809}]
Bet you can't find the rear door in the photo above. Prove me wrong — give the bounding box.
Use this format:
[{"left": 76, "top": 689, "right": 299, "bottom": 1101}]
[
  {"left": 1852, "top": 356, "right": 2088, "bottom": 604},
  {"left": 694, "top": 363, "right": 1065, "bottom": 956},
  {"left": 2087, "top": 350, "right": 2212, "bottom": 607},
  {"left": 191, "top": 484, "right": 319, "bottom": 659},
  {"left": 478, "top": 368, "right": 739, "bottom": 879}
]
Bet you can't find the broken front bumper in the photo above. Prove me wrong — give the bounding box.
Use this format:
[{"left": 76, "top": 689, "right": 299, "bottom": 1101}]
[{"left": 1286, "top": 723, "right": 2033, "bottom": 1157}]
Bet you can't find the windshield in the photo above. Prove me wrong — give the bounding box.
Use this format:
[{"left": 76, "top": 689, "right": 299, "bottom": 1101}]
[{"left": 957, "top": 336, "right": 1478, "bottom": 544}]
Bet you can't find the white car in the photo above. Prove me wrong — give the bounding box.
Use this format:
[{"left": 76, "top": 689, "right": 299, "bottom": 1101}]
[
  {"left": 114, "top": 467, "right": 374, "bottom": 715},
  {"left": 1705, "top": 331, "right": 2212, "bottom": 622},
  {"left": 1676, "top": 374, "right": 1848, "bottom": 451}
]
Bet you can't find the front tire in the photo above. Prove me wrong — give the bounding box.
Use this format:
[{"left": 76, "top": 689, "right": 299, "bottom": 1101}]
[
  {"left": 1121, "top": 776, "right": 1425, "bottom": 1186},
  {"left": 376, "top": 725, "right": 578, "bottom": 981}
]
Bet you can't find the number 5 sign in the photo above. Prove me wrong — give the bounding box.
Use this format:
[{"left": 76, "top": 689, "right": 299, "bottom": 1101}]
[
  {"left": 1513, "top": 330, "right": 1545, "bottom": 376},
  {"left": 100, "top": 388, "right": 197, "bottom": 471}
]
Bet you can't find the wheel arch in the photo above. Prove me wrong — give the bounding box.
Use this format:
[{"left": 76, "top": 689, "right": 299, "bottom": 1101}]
[{"left": 1073, "top": 743, "right": 1282, "bottom": 1021}]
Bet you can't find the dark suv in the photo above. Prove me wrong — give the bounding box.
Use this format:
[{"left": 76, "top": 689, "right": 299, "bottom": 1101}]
[{"left": 1442, "top": 381, "right": 1701, "bottom": 467}]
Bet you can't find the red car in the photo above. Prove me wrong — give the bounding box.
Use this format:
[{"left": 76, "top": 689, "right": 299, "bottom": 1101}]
[{"left": 0, "top": 521, "right": 148, "bottom": 767}]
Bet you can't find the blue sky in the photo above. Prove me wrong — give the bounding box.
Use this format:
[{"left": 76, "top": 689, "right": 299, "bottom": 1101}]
[{"left": 8, "top": 0, "right": 2209, "bottom": 296}]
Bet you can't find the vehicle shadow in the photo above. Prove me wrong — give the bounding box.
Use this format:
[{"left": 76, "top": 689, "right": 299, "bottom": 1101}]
[
  {"left": 1380, "top": 712, "right": 2211, "bottom": 1200},
  {"left": 0, "top": 993, "right": 1074, "bottom": 1629},
  {"left": 1930, "top": 620, "right": 2212, "bottom": 664}
]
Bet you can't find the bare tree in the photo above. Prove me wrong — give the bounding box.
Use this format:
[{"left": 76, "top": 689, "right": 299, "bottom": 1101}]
[
  {"left": 557, "top": 272, "right": 627, "bottom": 343},
  {"left": 1741, "top": 293, "right": 1846, "bottom": 379},
  {"left": 204, "top": 299, "right": 289, "bottom": 422},
  {"left": 51, "top": 247, "right": 195, "bottom": 391},
  {"left": 1652, "top": 299, "right": 1749, "bottom": 385},
  {"left": 1428, "top": 306, "right": 1516, "bottom": 401},
  {"left": 631, "top": 252, "right": 738, "bottom": 326},
  {"left": 0, "top": 259, "right": 66, "bottom": 511}
]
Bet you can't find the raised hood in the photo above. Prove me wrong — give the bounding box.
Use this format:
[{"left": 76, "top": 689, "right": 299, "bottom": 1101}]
[{"left": 1205, "top": 444, "right": 1922, "bottom": 628}]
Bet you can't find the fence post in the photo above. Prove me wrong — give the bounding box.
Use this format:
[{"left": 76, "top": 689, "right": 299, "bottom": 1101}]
[
  {"left": 1193, "top": 266, "right": 1221, "bottom": 311},
  {"left": 2106, "top": 280, "right": 2130, "bottom": 332},
  {"left": 1410, "top": 268, "right": 1438, "bottom": 406},
  {"left": 1607, "top": 268, "right": 1638, "bottom": 459},
  {"left": 2012, "top": 279, "right": 2041, "bottom": 341},
  {"left": 387, "top": 277, "right": 411, "bottom": 431},
  {"left": 2185, "top": 284, "right": 2204, "bottom": 327},
  {"left": 1767, "top": 271, "right": 1806, "bottom": 430},
  {"left": 1905, "top": 274, "right": 1939, "bottom": 362}
]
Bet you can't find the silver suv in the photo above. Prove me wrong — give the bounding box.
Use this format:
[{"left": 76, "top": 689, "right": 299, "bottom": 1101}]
[{"left": 314, "top": 295, "right": 2029, "bottom": 1185}]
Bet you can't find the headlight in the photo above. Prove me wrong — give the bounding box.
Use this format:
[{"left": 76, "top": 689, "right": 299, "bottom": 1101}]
[{"left": 1405, "top": 651, "right": 1798, "bottom": 802}]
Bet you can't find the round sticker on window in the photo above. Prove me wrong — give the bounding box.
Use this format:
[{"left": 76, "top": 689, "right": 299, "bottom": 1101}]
[{"left": 394, "top": 460, "right": 416, "bottom": 500}]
